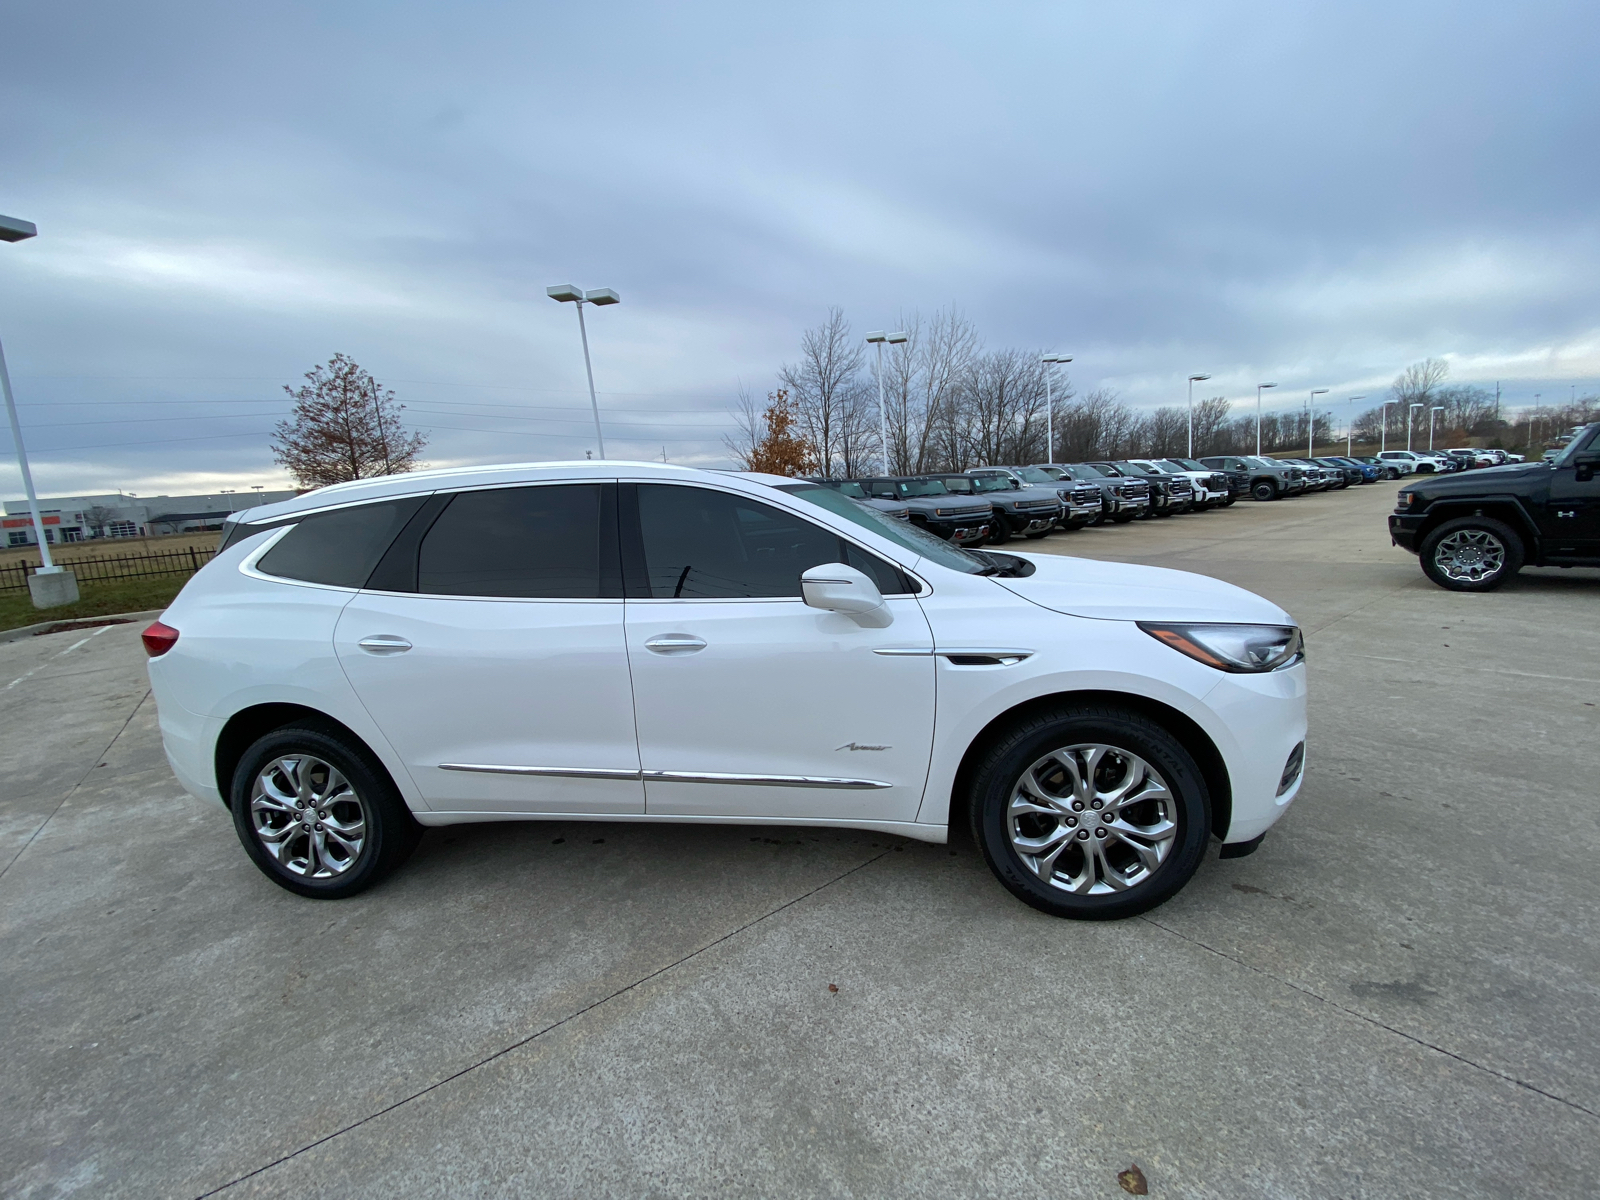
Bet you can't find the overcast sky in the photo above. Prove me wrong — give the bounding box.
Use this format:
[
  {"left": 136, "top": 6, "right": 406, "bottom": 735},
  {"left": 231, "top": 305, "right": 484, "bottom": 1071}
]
[{"left": 2, "top": 0, "right": 1597, "bottom": 499}]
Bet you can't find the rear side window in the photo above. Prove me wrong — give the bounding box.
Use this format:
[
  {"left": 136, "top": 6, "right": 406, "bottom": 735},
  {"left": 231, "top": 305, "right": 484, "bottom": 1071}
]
[
  {"left": 256, "top": 498, "right": 424, "bottom": 588},
  {"left": 632, "top": 484, "right": 910, "bottom": 599},
  {"left": 418, "top": 484, "right": 608, "bottom": 598}
]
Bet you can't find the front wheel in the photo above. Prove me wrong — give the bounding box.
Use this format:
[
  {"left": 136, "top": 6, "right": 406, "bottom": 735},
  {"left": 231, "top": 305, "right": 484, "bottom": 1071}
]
[
  {"left": 1418, "top": 516, "right": 1524, "bottom": 592},
  {"left": 987, "top": 518, "right": 1012, "bottom": 546},
  {"left": 968, "top": 705, "right": 1210, "bottom": 920},
  {"left": 1251, "top": 480, "right": 1278, "bottom": 501},
  {"left": 230, "top": 722, "right": 421, "bottom": 899}
]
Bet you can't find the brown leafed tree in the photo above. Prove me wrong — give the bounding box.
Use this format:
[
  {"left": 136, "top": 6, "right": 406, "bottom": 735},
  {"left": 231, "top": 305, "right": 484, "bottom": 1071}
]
[
  {"left": 271, "top": 354, "right": 427, "bottom": 488},
  {"left": 726, "top": 388, "right": 819, "bottom": 476}
]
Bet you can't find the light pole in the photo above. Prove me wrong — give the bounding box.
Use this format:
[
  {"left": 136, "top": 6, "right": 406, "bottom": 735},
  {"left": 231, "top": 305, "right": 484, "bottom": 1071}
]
[
  {"left": 1187, "top": 374, "right": 1211, "bottom": 458},
  {"left": 546, "top": 284, "right": 620, "bottom": 458},
  {"left": 1255, "top": 382, "right": 1277, "bottom": 456},
  {"left": 1043, "top": 355, "right": 1073, "bottom": 463},
  {"left": 1308, "top": 388, "right": 1328, "bottom": 458},
  {"left": 0, "top": 214, "right": 74, "bottom": 607},
  {"left": 1407, "top": 402, "right": 1423, "bottom": 451},
  {"left": 1429, "top": 405, "right": 1444, "bottom": 450},
  {"left": 1380, "top": 401, "right": 1390, "bottom": 453},
  {"left": 867, "top": 330, "right": 908, "bottom": 473},
  {"left": 1346, "top": 396, "right": 1365, "bottom": 456}
]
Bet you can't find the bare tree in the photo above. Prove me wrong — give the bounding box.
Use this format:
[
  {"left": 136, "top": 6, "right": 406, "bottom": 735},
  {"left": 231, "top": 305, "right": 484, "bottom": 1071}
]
[
  {"left": 271, "top": 354, "right": 426, "bottom": 489},
  {"left": 1387, "top": 358, "right": 1450, "bottom": 443},
  {"left": 917, "top": 308, "right": 983, "bottom": 471},
  {"left": 1191, "top": 396, "right": 1231, "bottom": 456},
  {"left": 83, "top": 504, "right": 114, "bottom": 539},
  {"left": 779, "top": 309, "right": 870, "bottom": 478}
]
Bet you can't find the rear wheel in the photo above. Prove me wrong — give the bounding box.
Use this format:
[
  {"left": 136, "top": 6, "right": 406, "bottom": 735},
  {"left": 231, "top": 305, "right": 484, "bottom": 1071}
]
[
  {"left": 1251, "top": 479, "right": 1278, "bottom": 501},
  {"left": 230, "top": 723, "right": 421, "bottom": 899},
  {"left": 1418, "top": 516, "right": 1524, "bottom": 592},
  {"left": 969, "top": 705, "right": 1210, "bottom": 920}
]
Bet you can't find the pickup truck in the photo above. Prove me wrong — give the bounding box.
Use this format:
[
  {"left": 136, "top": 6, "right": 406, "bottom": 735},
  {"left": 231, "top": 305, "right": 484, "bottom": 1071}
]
[
  {"left": 857, "top": 476, "right": 993, "bottom": 545},
  {"left": 1199, "top": 455, "right": 1308, "bottom": 501},
  {"left": 990, "top": 465, "right": 1106, "bottom": 529},
  {"left": 931, "top": 471, "right": 1061, "bottom": 544},
  {"left": 806, "top": 478, "right": 912, "bottom": 519},
  {"left": 1389, "top": 421, "right": 1600, "bottom": 590},
  {"left": 1143, "top": 459, "right": 1234, "bottom": 507},
  {"left": 1034, "top": 463, "right": 1151, "bottom": 523}
]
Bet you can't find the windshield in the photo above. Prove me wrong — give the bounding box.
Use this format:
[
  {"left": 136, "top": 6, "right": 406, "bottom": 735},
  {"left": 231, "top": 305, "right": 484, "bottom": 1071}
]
[
  {"left": 831, "top": 481, "right": 867, "bottom": 499},
  {"left": 1073, "top": 463, "right": 1114, "bottom": 478},
  {"left": 1165, "top": 459, "right": 1204, "bottom": 471},
  {"left": 1014, "top": 467, "right": 1057, "bottom": 484},
  {"left": 1089, "top": 463, "right": 1127, "bottom": 476},
  {"left": 971, "top": 475, "right": 1015, "bottom": 493},
  {"left": 1551, "top": 425, "right": 1599, "bottom": 466},
  {"left": 895, "top": 479, "right": 949, "bottom": 498},
  {"left": 937, "top": 476, "right": 975, "bottom": 494},
  {"left": 777, "top": 484, "right": 993, "bottom": 575},
  {"left": 1245, "top": 457, "right": 1277, "bottom": 469},
  {"left": 1033, "top": 465, "right": 1066, "bottom": 480}
]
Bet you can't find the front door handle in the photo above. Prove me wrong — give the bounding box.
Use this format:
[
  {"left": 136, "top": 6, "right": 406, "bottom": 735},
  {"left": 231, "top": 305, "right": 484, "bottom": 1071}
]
[
  {"left": 358, "top": 634, "right": 413, "bottom": 655},
  {"left": 644, "top": 634, "right": 707, "bottom": 655}
]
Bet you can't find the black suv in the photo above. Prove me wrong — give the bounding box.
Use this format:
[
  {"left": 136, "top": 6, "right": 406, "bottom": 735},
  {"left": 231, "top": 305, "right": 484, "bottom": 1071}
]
[{"left": 1388, "top": 421, "right": 1600, "bottom": 591}]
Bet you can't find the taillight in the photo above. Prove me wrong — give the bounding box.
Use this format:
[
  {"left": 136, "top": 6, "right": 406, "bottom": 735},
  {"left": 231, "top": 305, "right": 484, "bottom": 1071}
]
[{"left": 142, "top": 620, "right": 180, "bottom": 657}]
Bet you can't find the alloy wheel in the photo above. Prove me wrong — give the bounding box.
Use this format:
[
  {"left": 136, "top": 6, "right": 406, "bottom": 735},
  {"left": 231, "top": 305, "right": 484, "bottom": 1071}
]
[
  {"left": 1007, "top": 744, "right": 1178, "bottom": 894},
  {"left": 249, "top": 755, "right": 369, "bottom": 878},
  {"left": 1432, "top": 528, "right": 1506, "bottom": 584}
]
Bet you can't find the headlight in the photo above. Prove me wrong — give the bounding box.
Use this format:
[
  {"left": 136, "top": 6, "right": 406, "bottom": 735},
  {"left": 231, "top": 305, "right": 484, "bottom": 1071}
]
[
  {"left": 1398, "top": 490, "right": 1419, "bottom": 508},
  {"left": 1136, "top": 622, "right": 1304, "bottom": 672}
]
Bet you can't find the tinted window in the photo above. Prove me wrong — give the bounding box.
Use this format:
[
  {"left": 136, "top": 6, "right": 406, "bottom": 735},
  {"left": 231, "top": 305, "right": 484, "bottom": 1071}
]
[
  {"left": 636, "top": 485, "right": 908, "bottom": 598},
  {"left": 256, "top": 498, "right": 423, "bottom": 588},
  {"left": 418, "top": 484, "right": 605, "bottom": 598}
]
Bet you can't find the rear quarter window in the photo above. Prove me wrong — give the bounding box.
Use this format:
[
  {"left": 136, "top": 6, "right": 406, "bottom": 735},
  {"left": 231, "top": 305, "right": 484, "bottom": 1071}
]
[{"left": 255, "top": 497, "right": 425, "bottom": 588}]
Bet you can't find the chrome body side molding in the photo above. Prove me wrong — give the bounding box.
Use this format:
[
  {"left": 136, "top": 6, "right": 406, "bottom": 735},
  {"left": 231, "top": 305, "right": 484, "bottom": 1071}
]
[
  {"left": 873, "top": 647, "right": 1034, "bottom": 665},
  {"left": 438, "top": 764, "right": 891, "bottom": 790},
  {"left": 439, "top": 764, "right": 644, "bottom": 781}
]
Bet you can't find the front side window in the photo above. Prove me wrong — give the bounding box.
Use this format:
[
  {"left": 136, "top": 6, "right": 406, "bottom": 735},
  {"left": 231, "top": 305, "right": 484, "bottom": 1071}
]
[
  {"left": 257, "top": 497, "right": 424, "bottom": 588},
  {"left": 778, "top": 484, "right": 990, "bottom": 577},
  {"left": 418, "top": 484, "right": 605, "bottom": 598},
  {"left": 634, "top": 485, "right": 911, "bottom": 599}
]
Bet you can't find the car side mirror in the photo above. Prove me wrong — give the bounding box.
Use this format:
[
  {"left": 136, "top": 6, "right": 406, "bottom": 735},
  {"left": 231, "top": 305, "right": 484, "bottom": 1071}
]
[
  {"left": 801, "top": 563, "right": 892, "bottom": 628},
  {"left": 1575, "top": 454, "right": 1599, "bottom": 482}
]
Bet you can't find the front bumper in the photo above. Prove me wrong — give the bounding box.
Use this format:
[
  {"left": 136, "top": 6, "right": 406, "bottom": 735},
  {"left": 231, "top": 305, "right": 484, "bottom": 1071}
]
[
  {"left": 1006, "top": 510, "right": 1061, "bottom": 533},
  {"left": 1388, "top": 512, "right": 1424, "bottom": 552},
  {"left": 1114, "top": 496, "right": 1150, "bottom": 514},
  {"left": 924, "top": 516, "right": 992, "bottom": 545},
  {"left": 1202, "top": 662, "right": 1309, "bottom": 844}
]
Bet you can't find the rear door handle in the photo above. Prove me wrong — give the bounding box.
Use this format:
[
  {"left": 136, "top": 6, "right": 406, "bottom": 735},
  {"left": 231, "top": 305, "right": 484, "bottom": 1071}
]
[
  {"left": 358, "top": 634, "right": 413, "bottom": 655},
  {"left": 644, "top": 634, "right": 707, "bottom": 655}
]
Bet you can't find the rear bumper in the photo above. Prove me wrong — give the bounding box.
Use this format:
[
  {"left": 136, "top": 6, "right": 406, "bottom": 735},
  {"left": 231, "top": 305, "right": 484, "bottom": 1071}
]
[{"left": 149, "top": 680, "right": 225, "bottom": 806}]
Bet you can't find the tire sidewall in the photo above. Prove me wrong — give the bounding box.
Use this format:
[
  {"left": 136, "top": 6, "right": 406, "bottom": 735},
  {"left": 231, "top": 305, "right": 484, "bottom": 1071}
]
[
  {"left": 1252, "top": 480, "right": 1277, "bottom": 501},
  {"left": 971, "top": 708, "right": 1211, "bottom": 920},
  {"left": 230, "top": 724, "right": 414, "bottom": 899},
  {"left": 1418, "top": 516, "right": 1524, "bottom": 592}
]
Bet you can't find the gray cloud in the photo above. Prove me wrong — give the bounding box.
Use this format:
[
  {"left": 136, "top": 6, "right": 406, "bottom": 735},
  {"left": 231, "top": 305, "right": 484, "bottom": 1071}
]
[{"left": 2, "top": 0, "right": 1597, "bottom": 495}]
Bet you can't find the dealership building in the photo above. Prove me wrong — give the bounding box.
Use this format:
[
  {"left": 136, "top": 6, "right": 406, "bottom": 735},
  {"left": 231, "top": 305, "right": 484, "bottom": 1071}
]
[{"left": 2, "top": 490, "right": 298, "bottom": 547}]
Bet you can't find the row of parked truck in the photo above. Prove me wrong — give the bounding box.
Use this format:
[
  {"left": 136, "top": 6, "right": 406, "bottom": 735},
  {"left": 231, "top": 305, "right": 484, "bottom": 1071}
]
[{"left": 810, "top": 452, "right": 1377, "bottom": 547}]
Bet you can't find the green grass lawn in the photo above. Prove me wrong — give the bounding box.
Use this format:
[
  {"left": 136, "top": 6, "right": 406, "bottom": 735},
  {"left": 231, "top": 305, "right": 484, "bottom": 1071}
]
[{"left": 0, "top": 573, "right": 190, "bottom": 632}]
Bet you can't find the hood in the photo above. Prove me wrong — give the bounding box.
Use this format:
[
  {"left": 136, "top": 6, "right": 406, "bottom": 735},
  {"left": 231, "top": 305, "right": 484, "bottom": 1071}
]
[
  {"left": 1406, "top": 462, "right": 1547, "bottom": 494},
  {"left": 993, "top": 552, "right": 1294, "bottom": 625}
]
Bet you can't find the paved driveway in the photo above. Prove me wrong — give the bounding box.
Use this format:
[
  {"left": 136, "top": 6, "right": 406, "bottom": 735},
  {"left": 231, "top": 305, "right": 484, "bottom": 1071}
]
[{"left": 3, "top": 483, "right": 1595, "bottom": 1198}]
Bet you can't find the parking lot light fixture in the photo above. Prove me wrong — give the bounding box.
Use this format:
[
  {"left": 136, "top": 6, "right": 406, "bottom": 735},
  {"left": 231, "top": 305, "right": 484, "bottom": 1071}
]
[
  {"left": 1429, "top": 405, "right": 1444, "bottom": 450},
  {"left": 1346, "top": 396, "right": 1365, "bottom": 456},
  {"left": 1255, "top": 383, "right": 1277, "bottom": 456},
  {"left": 0, "top": 214, "right": 57, "bottom": 572},
  {"left": 1187, "top": 374, "right": 1211, "bottom": 457},
  {"left": 1308, "top": 389, "right": 1328, "bottom": 458},
  {"left": 1044, "top": 355, "right": 1074, "bottom": 463},
  {"left": 546, "top": 283, "right": 620, "bottom": 458},
  {"left": 868, "top": 331, "right": 910, "bottom": 473},
  {"left": 1408, "top": 402, "right": 1424, "bottom": 451}
]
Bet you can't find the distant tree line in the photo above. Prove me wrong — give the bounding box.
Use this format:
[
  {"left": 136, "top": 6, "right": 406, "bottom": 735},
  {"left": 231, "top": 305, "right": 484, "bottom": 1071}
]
[{"left": 735, "top": 312, "right": 1597, "bottom": 477}]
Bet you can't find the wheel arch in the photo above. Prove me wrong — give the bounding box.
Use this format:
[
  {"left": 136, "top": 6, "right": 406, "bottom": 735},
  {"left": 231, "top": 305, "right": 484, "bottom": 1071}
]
[
  {"left": 1415, "top": 497, "right": 1540, "bottom": 553},
  {"left": 946, "top": 689, "right": 1232, "bottom": 843},
  {"left": 215, "top": 703, "right": 393, "bottom": 809}
]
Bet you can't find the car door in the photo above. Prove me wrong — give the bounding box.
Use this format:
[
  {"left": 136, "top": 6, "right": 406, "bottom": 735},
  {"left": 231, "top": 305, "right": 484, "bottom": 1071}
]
[
  {"left": 334, "top": 480, "right": 644, "bottom": 814},
  {"left": 621, "top": 481, "right": 936, "bottom": 823},
  {"left": 1545, "top": 433, "right": 1600, "bottom": 557}
]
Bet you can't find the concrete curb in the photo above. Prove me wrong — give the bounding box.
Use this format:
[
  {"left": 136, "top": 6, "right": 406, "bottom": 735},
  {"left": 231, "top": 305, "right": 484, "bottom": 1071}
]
[{"left": 0, "top": 608, "right": 167, "bottom": 645}]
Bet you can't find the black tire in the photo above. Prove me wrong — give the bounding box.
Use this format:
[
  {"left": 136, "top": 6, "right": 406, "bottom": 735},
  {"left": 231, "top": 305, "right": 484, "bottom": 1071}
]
[
  {"left": 987, "top": 518, "right": 1012, "bottom": 546},
  {"left": 1384, "top": 468, "right": 1400, "bottom": 480},
  {"left": 1251, "top": 479, "right": 1278, "bottom": 501},
  {"left": 230, "top": 722, "right": 421, "bottom": 899},
  {"left": 1110, "top": 512, "right": 1136, "bottom": 524},
  {"left": 968, "top": 704, "right": 1211, "bottom": 920},
  {"left": 1418, "top": 516, "right": 1524, "bottom": 592}
]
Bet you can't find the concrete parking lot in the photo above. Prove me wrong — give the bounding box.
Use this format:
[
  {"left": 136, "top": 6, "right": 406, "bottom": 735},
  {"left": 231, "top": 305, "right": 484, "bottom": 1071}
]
[{"left": 3, "top": 482, "right": 1596, "bottom": 1199}]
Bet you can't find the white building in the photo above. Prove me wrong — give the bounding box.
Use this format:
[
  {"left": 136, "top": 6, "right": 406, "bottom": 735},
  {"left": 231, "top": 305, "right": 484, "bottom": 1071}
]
[{"left": 2, "top": 491, "right": 298, "bottom": 547}]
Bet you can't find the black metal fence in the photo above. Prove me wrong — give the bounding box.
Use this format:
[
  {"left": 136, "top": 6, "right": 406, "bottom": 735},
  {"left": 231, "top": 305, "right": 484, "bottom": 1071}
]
[{"left": 0, "top": 546, "right": 218, "bottom": 593}]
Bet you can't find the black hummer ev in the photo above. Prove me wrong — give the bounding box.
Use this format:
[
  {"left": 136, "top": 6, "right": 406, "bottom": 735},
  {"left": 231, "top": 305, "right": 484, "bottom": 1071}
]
[{"left": 1388, "top": 421, "right": 1600, "bottom": 591}]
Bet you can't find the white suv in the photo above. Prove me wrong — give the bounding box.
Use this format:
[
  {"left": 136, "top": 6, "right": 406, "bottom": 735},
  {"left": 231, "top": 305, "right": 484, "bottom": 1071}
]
[{"left": 144, "top": 461, "right": 1307, "bottom": 920}]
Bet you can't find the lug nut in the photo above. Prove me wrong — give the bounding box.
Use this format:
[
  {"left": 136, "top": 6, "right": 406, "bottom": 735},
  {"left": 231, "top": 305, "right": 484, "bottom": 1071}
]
[
  {"left": 1066, "top": 817, "right": 1077, "bottom": 827},
  {"left": 1091, "top": 800, "right": 1103, "bottom": 809},
  {"left": 1072, "top": 801, "right": 1084, "bottom": 811},
  {"left": 1096, "top": 828, "right": 1107, "bottom": 838},
  {"left": 1077, "top": 830, "right": 1089, "bottom": 840},
  {"left": 314, "top": 823, "right": 323, "bottom": 832}
]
